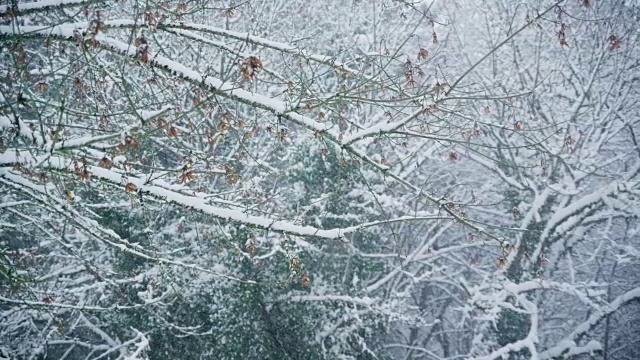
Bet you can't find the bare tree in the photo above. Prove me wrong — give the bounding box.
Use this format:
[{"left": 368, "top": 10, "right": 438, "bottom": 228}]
[{"left": 1, "top": 0, "right": 638, "bottom": 359}]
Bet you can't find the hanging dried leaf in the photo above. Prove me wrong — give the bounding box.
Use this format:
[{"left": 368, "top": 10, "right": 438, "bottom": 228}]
[
  {"left": 125, "top": 135, "right": 138, "bottom": 149},
  {"left": 98, "top": 157, "right": 113, "bottom": 169},
  {"left": 564, "top": 134, "right": 573, "bottom": 146},
  {"left": 72, "top": 77, "right": 83, "bottom": 89},
  {"left": 558, "top": 23, "right": 569, "bottom": 47},
  {"left": 245, "top": 239, "right": 256, "bottom": 255},
  {"left": 156, "top": 118, "right": 167, "bottom": 128},
  {"left": 178, "top": 170, "right": 196, "bottom": 183},
  {"left": 300, "top": 272, "right": 310, "bottom": 287},
  {"left": 289, "top": 256, "right": 301, "bottom": 270},
  {"left": 80, "top": 167, "right": 92, "bottom": 180},
  {"left": 140, "top": 49, "right": 149, "bottom": 63},
  {"left": 134, "top": 36, "right": 147, "bottom": 47},
  {"left": 608, "top": 34, "right": 622, "bottom": 49},
  {"left": 35, "top": 82, "right": 49, "bottom": 91},
  {"left": 73, "top": 161, "right": 82, "bottom": 175},
  {"left": 276, "top": 129, "right": 288, "bottom": 142},
  {"left": 496, "top": 257, "right": 507, "bottom": 267},
  {"left": 239, "top": 56, "right": 262, "bottom": 79},
  {"left": 418, "top": 47, "right": 428, "bottom": 60},
  {"left": 512, "top": 207, "right": 521, "bottom": 218},
  {"left": 124, "top": 183, "right": 137, "bottom": 192}
]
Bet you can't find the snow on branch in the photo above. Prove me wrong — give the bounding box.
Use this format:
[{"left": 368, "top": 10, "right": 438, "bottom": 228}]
[
  {"left": 123, "top": 328, "right": 149, "bottom": 360},
  {"left": 0, "top": 22, "right": 504, "bottom": 245},
  {"left": 0, "top": 0, "right": 99, "bottom": 16},
  {"left": 160, "top": 27, "right": 289, "bottom": 83},
  {"left": 0, "top": 152, "right": 402, "bottom": 240},
  {"left": 473, "top": 295, "right": 540, "bottom": 360},
  {"left": 137, "top": 105, "right": 173, "bottom": 122},
  {"left": 539, "top": 287, "right": 640, "bottom": 359},
  {"left": 0, "top": 294, "right": 164, "bottom": 311},
  {"left": 159, "top": 22, "right": 365, "bottom": 79},
  {"left": 279, "top": 294, "right": 375, "bottom": 307},
  {"left": 0, "top": 169, "right": 257, "bottom": 283},
  {"left": 341, "top": 108, "right": 425, "bottom": 146}
]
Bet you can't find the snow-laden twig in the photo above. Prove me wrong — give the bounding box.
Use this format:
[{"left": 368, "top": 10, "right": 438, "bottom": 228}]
[
  {"left": 2, "top": 153, "right": 360, "bottom": 240},
  {"left": 0, "top": 22, "right": 512, "bottom": 247},
  {"left": 539, "top": 287, "right": 640, "bottom": 359},
  {"left": 0, "top": 170, "right": 256, "bottom": 283},
  {"left": 0, "top": 0, "right": 101, "bottom": 16},
  {"left": 278, "top": 294, "right": 375, "bottom": 307},
  {"left": 123, "top": 328, "right": 149, "bottom": 360}
]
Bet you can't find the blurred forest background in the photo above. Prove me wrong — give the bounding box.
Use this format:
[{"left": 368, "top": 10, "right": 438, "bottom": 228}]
[{"left": 1, "top": 0, "right": 639, "bottom": 359}]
